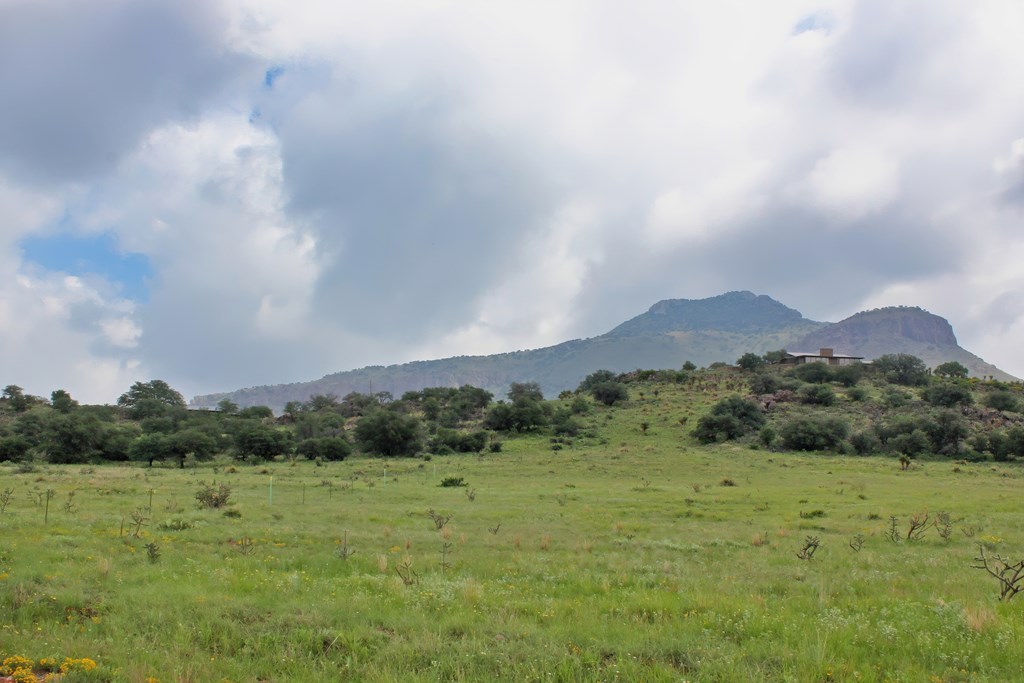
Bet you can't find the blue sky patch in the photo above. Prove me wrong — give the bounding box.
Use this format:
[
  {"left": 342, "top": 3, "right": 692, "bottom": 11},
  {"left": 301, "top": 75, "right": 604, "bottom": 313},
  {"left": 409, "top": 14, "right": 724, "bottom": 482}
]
[
  {"left": 264, "top": 66, "right": 285, "bottom": 88},
  {"left": 20, "top": 232, "right": 152, "bottom": 302}
]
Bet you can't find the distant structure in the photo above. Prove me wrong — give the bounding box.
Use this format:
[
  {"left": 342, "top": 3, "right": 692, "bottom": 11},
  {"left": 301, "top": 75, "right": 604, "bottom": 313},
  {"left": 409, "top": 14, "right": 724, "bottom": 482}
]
[{"left": 780, "top": 348, "right": 863, "bottom": 367}]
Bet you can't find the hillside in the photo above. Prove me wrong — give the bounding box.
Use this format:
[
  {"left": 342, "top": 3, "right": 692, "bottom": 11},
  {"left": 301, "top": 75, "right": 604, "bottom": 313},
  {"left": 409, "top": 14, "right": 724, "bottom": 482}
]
[
  {"left": 191, "top": 291, "right": 1017, "bottom": 410},
  {"left": 795, "top": 307, "right": 1016, "bottom": 382}
]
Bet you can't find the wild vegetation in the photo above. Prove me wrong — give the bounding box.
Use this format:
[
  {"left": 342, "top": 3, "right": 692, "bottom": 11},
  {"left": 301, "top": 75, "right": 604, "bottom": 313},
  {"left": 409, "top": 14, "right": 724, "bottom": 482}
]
[{"left": 2, "top": 355, "right": 1024, "bottom": 681}]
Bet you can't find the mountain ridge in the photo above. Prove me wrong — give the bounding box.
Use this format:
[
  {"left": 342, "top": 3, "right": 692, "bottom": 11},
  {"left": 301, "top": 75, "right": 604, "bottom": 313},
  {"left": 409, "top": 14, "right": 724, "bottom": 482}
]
[{"left": 191, "top": 292, "right": 1017, "bottom": 410}]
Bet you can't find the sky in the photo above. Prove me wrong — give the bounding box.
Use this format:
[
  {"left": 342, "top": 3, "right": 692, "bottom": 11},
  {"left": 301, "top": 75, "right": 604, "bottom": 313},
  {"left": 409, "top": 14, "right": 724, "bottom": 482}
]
[{"left": 2, "top": 0, "right": 1024, "bottom": 404}]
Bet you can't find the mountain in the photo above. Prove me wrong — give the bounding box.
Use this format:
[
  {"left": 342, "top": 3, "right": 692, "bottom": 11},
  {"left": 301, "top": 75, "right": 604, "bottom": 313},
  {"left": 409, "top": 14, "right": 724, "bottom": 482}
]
[
  {"left": 794, "top": 306, "right": 1015, "bottom": 381},
  {"left": 190, "top": 292, "right": 1016, "bottom": 410}
]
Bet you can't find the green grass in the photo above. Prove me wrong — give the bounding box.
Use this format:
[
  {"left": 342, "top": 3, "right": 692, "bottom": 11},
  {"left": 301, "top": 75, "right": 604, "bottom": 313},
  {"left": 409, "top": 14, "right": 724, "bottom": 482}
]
[{"left": 2, "top": 384, "right": 1023, "bottom": 682}]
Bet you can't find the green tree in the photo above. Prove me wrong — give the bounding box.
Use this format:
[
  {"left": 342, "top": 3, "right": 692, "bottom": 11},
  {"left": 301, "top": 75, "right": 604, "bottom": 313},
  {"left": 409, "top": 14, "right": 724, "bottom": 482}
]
[
  {"left": 507, "top": 382, "right": 544, "bottom": 402},
  {"left": 129, "top": 433, "right": 173, "bottom": 467},
  {"left": 234, "top": 423, "right": 293, "bottom": 460},
  {"left": 736, "top": 352, "right": 765, "bottom": 371},
  {"left": 296, "top": 436, "right": 352, "bottom": 461},
  {"left": 790, "top": 363, "right": 833, "bottom": 384},
  {"left": 217, "top": 398, "right": 240, "bottom": 415},
  {"left": 692, "top": 396, "right": 765, "bottom": 444},
  {"left": 3, "top": 385, "right": 29, "bottom": 413},
  {"left": 798, "top": 384, "right": 836, "bottom": 406},
  {"left": 0, "top": 434, "right": 32, "bottom": 461},
  {"left": 50, "top": 389, "right": 78, "bottom": 414},
  {"left": 921, "top": 382, "right": 974, "bottom": 408},
  {"left": 779, "top": 416, "right": 849, "bottom": 452},
  {"left": 873, "top": 354, "right": 930, "bottom": 386},
  {"left": 577, "top": 370, "right": 617, "bottom": 393},
  {"left": 354, "top": 409, "right": 423, "bottom": 456},
  {"left": 933, "top": 361, "right": 969, "bottom": 380},
  {"left": 591, "top": 381, "right": 629, "bottom": 406},
  {"left": 983, "top": 390, "right": 1021, "bottom": 413},
  {"left": 118, "top": 380, "right": 187, "bottom": 420}
]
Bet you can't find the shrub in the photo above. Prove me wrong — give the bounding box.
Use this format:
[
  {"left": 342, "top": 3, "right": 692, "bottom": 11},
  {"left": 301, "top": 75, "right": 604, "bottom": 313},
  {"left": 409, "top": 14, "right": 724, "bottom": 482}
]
[
  {"left": 882, "top": 388, "right": 911, "bottom": 408},
  {"left": 355, "top": 409, "right": 424, "bottom": 456},
  {"left": 984, "top": 390, "right": 1021, "bottom": 413},
  {"left": 196, "top": 482, "right": 232, "bottom": 509},
  {"left": 889, "top": 430, "right": 931, "bottom": 458},
  {"left": 921, "top": 382, "right": 974, "bottom": 408},
  {"left": 798, "top": 384, "right": 836, "bottom": 406},
  {"left": 779, "top": 416, "right": 849, "bottom": 452},
  {"left": 296, "top": 436, "right": 352, "bottom": 461},
  {"left": 736, "top": 352, "right": 765, "bottom": 371},
  {"left": 849, "top": 430, "right": 881, "bottom": 455},
  {"left": 790, "top": 363, "right": 833, "bottom": 384},
  {"left": 846, "top": 386, "right": 868, "bottom": 402},
  {"left": 692, "top": 396, "right": 765, "bottom": 444},
  {"left": 926, "top": 410, "right": 968, "bottom": 456},
  {"left": 749, "top": 373, "right": 780, "bottom": 395},
  {"left": 831, "top": 364, "right": 863, "bottom": 387},
  {"left": 440, "top": 476, "right": 467, "bottom": 488},
  {"left": 551, "top": 409, "right": 583, "bottom": 437},
  {"left": 873, "top": 353, "right": 930, "bottom": 386},
  {"left": 591, "top": 381, "right": 629, "bottom": 406},
  {"left": 934, "top": 361, "right": 969, "bottom": 379}
]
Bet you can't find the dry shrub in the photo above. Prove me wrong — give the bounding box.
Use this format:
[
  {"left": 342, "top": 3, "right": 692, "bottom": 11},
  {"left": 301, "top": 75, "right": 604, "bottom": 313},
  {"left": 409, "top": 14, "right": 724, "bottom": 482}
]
[
  {"left": 751, "top": 532, "right": 770, "bottom": 547},
  {"left": 539, "top": 534, "right": 551, "bottom": 551},
  {"left": 377, "top": 554, "right": 388, "bottom": 573}
]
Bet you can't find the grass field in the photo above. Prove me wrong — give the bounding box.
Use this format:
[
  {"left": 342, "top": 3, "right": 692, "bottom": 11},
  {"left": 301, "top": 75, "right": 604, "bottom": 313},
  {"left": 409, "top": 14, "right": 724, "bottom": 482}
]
[{"left": 2, "top": 385, "right": 1023, "bottom": 682}]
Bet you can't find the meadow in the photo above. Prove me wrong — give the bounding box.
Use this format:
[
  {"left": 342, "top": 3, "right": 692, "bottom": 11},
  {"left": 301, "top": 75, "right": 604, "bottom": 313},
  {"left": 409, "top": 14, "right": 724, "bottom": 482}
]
[{"left": 2, "top": 383, "right": 1023, "bottom": 682}]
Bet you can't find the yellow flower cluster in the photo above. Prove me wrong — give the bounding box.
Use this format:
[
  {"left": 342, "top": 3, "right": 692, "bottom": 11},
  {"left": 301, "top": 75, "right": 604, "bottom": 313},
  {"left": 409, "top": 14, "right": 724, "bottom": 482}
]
[
  {"left": 1, "top": 656, "right": 37, "bottom": 683},
  {"left": 60, "top": 656, "right": 98, "bottom": 673}
]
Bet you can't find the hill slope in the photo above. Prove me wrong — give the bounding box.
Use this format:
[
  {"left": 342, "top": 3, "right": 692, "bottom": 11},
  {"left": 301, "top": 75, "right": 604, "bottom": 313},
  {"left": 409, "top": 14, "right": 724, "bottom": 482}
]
[{"left": 191, "top": 292, "right": 1017, "bottom": 410}]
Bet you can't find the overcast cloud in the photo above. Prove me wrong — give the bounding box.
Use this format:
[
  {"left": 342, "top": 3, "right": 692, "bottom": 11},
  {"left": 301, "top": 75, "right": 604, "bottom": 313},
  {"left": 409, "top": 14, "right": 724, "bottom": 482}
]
[{"left": 2, "top": 0, "right": 1024, "bottom": 403}]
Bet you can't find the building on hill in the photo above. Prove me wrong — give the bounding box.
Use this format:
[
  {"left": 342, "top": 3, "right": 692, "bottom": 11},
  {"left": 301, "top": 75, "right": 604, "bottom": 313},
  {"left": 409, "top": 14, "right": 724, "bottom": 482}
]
[{"left": 780, "top": 348, "right": 863, "bottom": 367}]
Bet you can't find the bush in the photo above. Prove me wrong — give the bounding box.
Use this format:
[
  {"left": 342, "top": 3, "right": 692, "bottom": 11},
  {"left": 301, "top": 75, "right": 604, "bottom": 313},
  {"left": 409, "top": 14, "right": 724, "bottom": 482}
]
[
  {"left": 873, "top": 354, "right": 930, "bottom": 386},
  {"left": 196, "top": 482, "right": 232, "bottom": 509},
  {"left": 889, "top": 430, "right": 931, "bottom": 458},
  {"left": 831, "top": 364, "right": 863, "bottom": 387},
  {"left": 577, "top": 370, "right": 617, "bottom": 393},
  {"left": 790, "top": 363, "right": 833, "bottom": 384},
  {"left": 921, "top": 382, "right": 974, "bottom": 408},
  {"left": 551, "top": 409, "right": 582, "bottom": 437},
  {"left": 355, "top": 409, "right": 424, "bottom": 456},
  {"left": 798, "top": 384, "right": 836, "bottom": 406},
  {"left": 749, "top": 373, "right": 780, "bottom": 395},
  {"left": 882, "top": 388, "right": 911, "bottom": 408},
  {"left": 736, "top": 352, "right": 765, "bottom": 371},
  {"left": 779, "top": 416, "right": 849, "bottom": 452},
  {"left": 430, "top": 428, "right": 489, "bottom": 453},
  {"left": 849, "top": 430, "right": 881, "bottom": 455},
  {"left": 926, "top": 410, "right": 968, "bottom": 456},
  {"left": 591, "top": 381, "right": 629, "bottom": 406},
  {"left": 440, "top": 476, "right": 467, "bottom": 488},
  {"left": 984, "top": 390, "right": 1021, "bottom": 413},
  {"left": 296, "top": 436, "right": 352, "bottom": 461},
  {"left": 692, "top": 396, "right": 765, "bottom": 444},
  {"left": 846, "top": 386, "right": 868, "bottom": 402}
]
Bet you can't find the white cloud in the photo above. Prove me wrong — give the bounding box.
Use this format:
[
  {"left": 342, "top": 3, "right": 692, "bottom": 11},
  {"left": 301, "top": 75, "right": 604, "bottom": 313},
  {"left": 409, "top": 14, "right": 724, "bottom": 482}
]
[{"left": 5, "top": 0, "right": 1024, "bottom": 402}]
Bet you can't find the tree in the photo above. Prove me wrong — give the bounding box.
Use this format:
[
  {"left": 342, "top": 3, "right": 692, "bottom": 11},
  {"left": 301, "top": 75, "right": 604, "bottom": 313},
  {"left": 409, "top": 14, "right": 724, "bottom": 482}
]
[
  {"left": 354, "top": 409, "right": 423, "bottom": 456},
  {"left": 3, "top": 385, "right": 29, "bottom": 413},
  {"left": 129, "top": 433, "right": 173, "bottom": 467},
  {"left": 217, "top": 398, "right": 239, "bottom": 415},
  {"left": 296, "top": 436, "right": 352, "bottom": 461},
  {"left": 167, "top": 428, "right": 218, "bottom": 468},
  {"left": 118, "top": 380, "right": 186, "bottom": 419},
  {"left": 234, "top": 423, "right": 293, "bottom": 460},
  {"left": 779, "top": 416, "right": 849, "bottom": 452},
  {"left": 984, "top": 391, "right": 1021, "bottom": 413},
  {"left": 762, "top": 349, "right": 789, "bottom": 364},
  {"left": 591, "top": 381, "right": 629, "bottom": 406},
  {"left": 682, "top": 361, "right": 697, "bottom": 372},
  {"left": 873, "top": 354, "right": 930, "bottom": 386},
  {"left": 0, "top": 434, "right": 32, "bottom": 462},
  {"left": 50, "top": 389, "right": 78, "bottom": 414},
  {"left": 692, "top": 396, "right": 765, "bottom": 444},
  {"left": 507, "top": 382, "right": 543, "bottom": 402},
  {"left": 798, "top": 384, "right": 836, "bottom": 406},
  {"left": 790, "top": 363, "right": 833, "bottom": 384},
  {"left": 736, "top": 352, "right": 765, "bottom": 371},
  {"left": 922, "top": 382, "right": 974, "bottom": 408},
  {"left": 934, "top": 361, "right": 969, "bottom": 380},
  {"left": 577, "top": 370, "right": 617, "bottom": 393}
]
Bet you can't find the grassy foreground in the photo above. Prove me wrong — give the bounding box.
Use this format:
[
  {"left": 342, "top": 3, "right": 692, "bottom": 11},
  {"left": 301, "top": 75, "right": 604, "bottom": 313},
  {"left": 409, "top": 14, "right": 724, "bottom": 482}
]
[{"left": 2, "top": 409, "right": 1023, "bottom": 681}]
